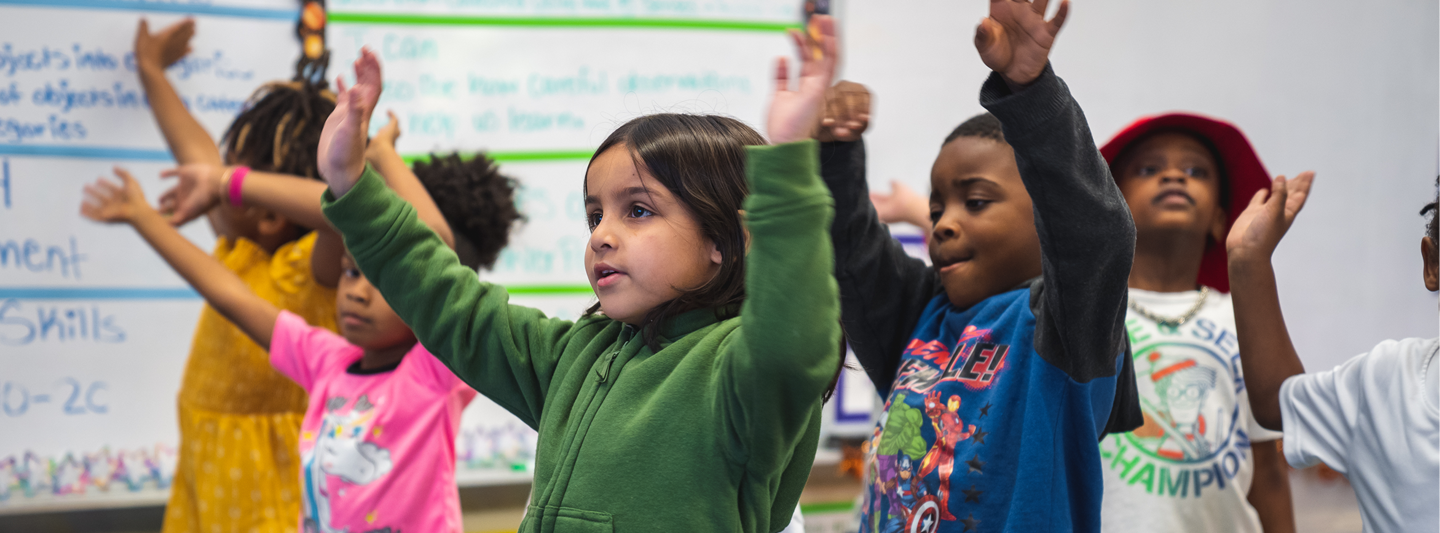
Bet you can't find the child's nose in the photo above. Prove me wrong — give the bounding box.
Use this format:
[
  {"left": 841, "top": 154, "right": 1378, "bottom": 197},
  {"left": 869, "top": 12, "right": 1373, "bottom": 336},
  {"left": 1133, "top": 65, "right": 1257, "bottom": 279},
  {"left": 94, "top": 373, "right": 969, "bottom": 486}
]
[{"left": 589, "top": 217, "right": 619, "bottom": 252}]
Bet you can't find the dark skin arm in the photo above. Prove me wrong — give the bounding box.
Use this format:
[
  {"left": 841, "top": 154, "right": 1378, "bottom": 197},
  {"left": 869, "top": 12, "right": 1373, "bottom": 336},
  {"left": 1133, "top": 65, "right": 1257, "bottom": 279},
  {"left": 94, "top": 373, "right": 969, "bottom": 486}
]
[
  {"left": 1226, "top": 172, "right": 1316, "bottom": 430},
  {"left": 156, "top": 165, "right": 345, "bottom": 287},
  {"left": 134, "top": 18, "right": 237, "bottom": 239},
  {"left": 82, "top": 168, "right": 279, "bottom": 348},
  {"left": 1247, "top": 440, "right": 1295, "bottom": 533},
  {"left": 363, "top": 111, "right": 456, "bottom": 248}
]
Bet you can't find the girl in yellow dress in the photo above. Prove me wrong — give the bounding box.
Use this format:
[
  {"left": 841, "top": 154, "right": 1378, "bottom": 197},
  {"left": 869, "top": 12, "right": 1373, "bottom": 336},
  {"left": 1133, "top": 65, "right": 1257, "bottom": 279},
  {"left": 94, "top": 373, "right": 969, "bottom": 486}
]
[{"left": 134, "top": 17, "right": 341, "bottom": 532}]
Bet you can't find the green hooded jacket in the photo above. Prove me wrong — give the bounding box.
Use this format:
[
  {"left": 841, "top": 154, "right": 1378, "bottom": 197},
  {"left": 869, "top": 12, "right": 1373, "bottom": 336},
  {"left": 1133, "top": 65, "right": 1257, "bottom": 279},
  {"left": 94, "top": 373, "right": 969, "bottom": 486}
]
[{"left": 322, "top": 140, "right": 840, "bottom": 532}]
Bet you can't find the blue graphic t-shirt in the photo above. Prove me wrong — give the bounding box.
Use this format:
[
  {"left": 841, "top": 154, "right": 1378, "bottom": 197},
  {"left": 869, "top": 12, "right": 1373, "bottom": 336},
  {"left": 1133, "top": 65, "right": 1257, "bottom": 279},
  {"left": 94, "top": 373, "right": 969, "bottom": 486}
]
[{"left": 858, "top": 289, "right": 1128, "bottom": 533}]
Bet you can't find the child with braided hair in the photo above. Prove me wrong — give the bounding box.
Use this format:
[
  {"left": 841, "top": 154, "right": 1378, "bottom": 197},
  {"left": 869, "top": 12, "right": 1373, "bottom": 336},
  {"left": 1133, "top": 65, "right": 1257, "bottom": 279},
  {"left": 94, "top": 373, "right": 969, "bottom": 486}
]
[{"left": 133, "top": 17, "right": 341, "bottom": 531}]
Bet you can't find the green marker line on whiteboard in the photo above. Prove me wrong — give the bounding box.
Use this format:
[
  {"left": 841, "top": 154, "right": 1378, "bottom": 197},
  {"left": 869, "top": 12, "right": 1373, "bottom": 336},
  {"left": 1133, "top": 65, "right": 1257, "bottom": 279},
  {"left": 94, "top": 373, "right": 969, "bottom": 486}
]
[
  {"left": 328, "top": 12, "right": 800, "bottom": 32},
  {"left": 503, "top": 284, "right": 594, "bottom": 295},
  {"left": 402, "top": 149, "right": 595, "bottom": 165}
]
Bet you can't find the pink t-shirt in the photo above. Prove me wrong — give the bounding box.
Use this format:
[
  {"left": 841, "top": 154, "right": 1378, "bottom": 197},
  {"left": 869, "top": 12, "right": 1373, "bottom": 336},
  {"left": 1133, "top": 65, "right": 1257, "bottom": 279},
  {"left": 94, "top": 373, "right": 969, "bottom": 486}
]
[{"left": 270, "top": 311, "right": 476, "bottom": 533}]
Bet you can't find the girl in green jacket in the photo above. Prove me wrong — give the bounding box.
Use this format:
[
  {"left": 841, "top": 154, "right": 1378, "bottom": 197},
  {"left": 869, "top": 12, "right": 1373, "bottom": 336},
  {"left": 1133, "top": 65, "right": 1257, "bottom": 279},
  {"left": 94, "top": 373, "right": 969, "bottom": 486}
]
[{"left": 313, "top": 17, "right": 843, "bottom": 533}]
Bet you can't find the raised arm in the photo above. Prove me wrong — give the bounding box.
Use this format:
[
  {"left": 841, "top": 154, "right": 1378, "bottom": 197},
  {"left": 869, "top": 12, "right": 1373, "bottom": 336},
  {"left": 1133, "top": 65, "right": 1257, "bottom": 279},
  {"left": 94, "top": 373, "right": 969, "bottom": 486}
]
[
  {"left": 154, "top": 164, "right": 344, "bottom": 287},
  {"left": 718, "top": 16, "right": 841, "bottom": 484},
  {"left": 134, "top": 18, "right": 220, "bottom": 167},
  {"left": 81, "top": 168, "right": 279, "bottom": 348},
  {"left": 975, "top": 0, "right": 1133, "bottom": 382},
  {"left": 1226, "top": 173, "right": 1315, "bottom": 430},
  {"left": 813, "top": 82, "right": 940, "bottom": 395},
  {"left": 317, "top": 49, "right": 574, "bottom": 427},
  {"left": 364, "top": 111, "right": 456, "bottom": 248}
]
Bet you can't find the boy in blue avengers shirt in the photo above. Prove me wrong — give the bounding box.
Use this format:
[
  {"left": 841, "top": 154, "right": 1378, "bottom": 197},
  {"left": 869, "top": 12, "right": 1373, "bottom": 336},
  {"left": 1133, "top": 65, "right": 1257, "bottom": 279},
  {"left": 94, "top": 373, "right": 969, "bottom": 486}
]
[{"left": 817, "top": 1, "right": 1142, "bottom": 531}]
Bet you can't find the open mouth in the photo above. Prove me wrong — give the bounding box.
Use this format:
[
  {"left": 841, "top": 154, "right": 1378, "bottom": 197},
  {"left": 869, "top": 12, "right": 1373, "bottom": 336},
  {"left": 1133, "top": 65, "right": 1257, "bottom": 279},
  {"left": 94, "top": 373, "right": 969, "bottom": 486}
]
[{"left": 593, "top": 263, "right": 627, "bottom": 288}]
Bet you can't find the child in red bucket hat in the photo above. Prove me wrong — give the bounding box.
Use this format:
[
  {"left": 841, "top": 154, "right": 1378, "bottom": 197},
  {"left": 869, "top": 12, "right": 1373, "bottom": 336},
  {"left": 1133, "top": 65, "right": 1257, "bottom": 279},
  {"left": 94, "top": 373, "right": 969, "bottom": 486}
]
[{"left": 1098, "top": 113, "right": 1296, "bottom": 533}]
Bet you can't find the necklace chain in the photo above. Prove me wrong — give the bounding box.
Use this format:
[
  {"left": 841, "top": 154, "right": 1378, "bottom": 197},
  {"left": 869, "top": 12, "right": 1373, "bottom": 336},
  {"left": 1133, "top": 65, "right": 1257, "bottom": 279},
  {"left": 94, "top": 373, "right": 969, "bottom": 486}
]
[{"left": 1129, "top": 286, "right": 1210, "bottom": 328}]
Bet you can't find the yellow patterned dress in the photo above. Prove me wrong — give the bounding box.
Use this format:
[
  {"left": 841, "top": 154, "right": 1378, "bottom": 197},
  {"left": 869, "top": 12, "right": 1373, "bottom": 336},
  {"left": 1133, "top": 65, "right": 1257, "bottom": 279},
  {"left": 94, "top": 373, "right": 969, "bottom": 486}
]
[{"left": 162, "top": 232, "right": 337, "bottom": 533}]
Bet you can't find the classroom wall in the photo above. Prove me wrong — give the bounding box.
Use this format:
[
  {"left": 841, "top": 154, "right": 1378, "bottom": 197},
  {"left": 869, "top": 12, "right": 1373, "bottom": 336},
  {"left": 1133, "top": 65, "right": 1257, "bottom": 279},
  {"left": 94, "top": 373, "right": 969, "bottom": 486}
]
[{"left": 842, "top": 0, "right": 1440, "bottom": 372}]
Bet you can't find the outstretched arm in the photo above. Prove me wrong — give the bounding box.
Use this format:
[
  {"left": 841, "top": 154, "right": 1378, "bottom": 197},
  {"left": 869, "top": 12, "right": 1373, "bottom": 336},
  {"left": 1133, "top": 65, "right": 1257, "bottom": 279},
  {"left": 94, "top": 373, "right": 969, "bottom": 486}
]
[
  {"left": 82, "top": 168, "right": 279, "bottom": 348},
  {"left": 155, "top": 164, "right": 344, "bottom": 286},
  {"left": 364, "top": 111, "right": 456, "bottom": 248},
  {"left": 720, "top": 20, "right": 840, "bottom": 533},
  {"left": 135, "top": 18, "right": 220, "bottom": 167},
  {"left": 1227, "top": 173, "right": 1316, "bottom": 430},
  {"left": 811, "top": 81, "right": 938, "bottom": 395},
  {"left": 319, "top": 48, "right": 572, "bottom": 428}
]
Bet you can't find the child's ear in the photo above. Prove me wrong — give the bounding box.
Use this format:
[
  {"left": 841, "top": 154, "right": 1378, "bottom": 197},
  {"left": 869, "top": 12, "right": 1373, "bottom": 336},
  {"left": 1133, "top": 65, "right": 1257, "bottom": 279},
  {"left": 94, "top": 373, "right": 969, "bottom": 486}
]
[{"left": 1422, "top": 236, "right": 1438, "bottom": 292}]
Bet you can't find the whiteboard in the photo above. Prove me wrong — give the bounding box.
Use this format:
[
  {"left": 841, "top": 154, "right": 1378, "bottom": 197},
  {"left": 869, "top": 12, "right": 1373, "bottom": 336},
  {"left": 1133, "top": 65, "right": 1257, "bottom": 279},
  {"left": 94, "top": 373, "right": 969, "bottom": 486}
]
[{"left": 0, "top": 0, "right": 881, "bottom": 514}]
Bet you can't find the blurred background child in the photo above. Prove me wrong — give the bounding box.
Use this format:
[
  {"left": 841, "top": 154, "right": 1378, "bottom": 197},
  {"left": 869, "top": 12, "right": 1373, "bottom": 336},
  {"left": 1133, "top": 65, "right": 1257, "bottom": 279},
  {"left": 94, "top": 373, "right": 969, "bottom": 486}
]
[
  {"left": 1098, "top": 114, "right": 1295, "bottom": 533},
  {"left": 132, "top": 16, "right": 340, "bottom": 531}
]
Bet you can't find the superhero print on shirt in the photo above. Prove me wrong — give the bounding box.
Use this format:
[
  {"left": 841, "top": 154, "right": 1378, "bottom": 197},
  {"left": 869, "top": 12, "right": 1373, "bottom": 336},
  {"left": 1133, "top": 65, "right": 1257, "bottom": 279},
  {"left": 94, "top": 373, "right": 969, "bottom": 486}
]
[
  {"left": 303, "top": 394, "right": 395, "bottom": 533},
  {"left": 862, "top": 325, "right": 1005, "bottom": 533}
]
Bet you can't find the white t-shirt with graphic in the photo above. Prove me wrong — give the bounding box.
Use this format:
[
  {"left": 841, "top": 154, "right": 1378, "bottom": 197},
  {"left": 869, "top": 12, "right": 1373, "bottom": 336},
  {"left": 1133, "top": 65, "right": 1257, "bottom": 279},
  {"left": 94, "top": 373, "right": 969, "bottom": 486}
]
[
  {"left": 1280, "top": 337, "right": 1440, "bottom": 533},
  {"left": 1099, "top": 289, "right": 1283, "bottom": 533}
]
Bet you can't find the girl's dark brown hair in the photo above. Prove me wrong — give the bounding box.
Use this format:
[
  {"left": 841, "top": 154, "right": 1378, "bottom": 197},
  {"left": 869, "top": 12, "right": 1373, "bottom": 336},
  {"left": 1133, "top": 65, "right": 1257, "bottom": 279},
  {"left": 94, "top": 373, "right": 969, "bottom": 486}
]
[
  {"left": 218, "top": 55, "right": 335, "bottom": 179},
  {"left": 583, "top": 114, "right": 765, "bottom": 350}
]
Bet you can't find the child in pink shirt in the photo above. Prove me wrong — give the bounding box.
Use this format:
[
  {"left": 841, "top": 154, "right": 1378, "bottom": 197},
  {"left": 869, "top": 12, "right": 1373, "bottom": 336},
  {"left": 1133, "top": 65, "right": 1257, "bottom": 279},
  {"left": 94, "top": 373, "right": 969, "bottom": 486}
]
[
  {"left": 270, "top": 258, "right": 475, "bottom": 533},
  {"left": 82, "top": 83, "right": 493, "bottom": 530}
]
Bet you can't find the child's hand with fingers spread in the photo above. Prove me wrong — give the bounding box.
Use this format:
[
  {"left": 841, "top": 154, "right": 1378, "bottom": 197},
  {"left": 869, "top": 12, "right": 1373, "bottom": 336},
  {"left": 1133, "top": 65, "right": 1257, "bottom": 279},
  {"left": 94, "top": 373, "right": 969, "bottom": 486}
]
[
  {"left": 767, "top": 15, "right": 837, "bottom": 145},
  {"left": 318, "top": 48, "right": 384, "bottom": 196},
  {"left": 156, "top": 163, "right": 227, "bottom": 226},
  {"left": 365, "top": 110, "right": 402, "bottom": 162},
  {"left": 82, "top": 168, "right": 155, "bottom": 225},
  {"left": 1226, "top": 171, "right": 1316, "bottom": 263},
  {"left": 975, "top": 0, "right": 1070, "bottom": 88},
  {"left": 816, "top": 81, "right": 871, "bottom": 143},
  {"left": 134, "top": 18, "right": 195, "bottom": 73}
]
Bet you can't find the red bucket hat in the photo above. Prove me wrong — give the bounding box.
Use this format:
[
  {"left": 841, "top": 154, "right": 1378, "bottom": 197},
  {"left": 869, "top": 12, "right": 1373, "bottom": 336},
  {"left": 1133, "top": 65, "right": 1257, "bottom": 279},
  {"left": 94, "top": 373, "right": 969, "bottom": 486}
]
[{"left": 1100, "top": 113, "right": 1273, "bottom": 293}]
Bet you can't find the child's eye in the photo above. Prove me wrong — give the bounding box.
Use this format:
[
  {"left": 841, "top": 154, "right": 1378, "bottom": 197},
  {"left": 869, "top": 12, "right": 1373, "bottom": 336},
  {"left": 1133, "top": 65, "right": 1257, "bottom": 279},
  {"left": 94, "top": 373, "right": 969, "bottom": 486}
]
[
  {"left": 964, "top": 199, "right": 992, "bottom": 211},
  {"left": 1136, "top": 165, "right": 1158, "bottom": 177},
  {"left": 1185, "top": 167, "right": 1210, "bottom": 178},
  {"left": 586, "top": 212, "right": 602, "bottom": 232},
  {"left": 628, "top": 205, "right": 654, "bottom": 219},
  {"left": 929, "top": 209, "right": 943, "bottom": 224},
  {"left": 344, "top": 267, "right": 361, "bottom": 279}
]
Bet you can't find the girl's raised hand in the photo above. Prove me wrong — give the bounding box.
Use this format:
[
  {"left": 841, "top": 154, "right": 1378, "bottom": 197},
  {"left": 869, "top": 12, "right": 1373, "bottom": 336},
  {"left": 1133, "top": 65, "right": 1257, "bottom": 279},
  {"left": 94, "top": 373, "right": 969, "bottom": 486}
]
[
  {"left": 82, "top": 168, "right": 154, "bottom": 225},
  {"left": 1226, "top": 171, "right": 1316, "bottom": 264},
  {"left": 318, "top": 48, "right": 383, "bottom": 196},
  {"left": 157, "top": 163, "right": 225, "bottom": 226},
  {"left": 975, "top": 0, "right": 1069, "bottom": 88},
  {"left": 134, "top": 18, "right": 195, "bottom": 73},
  {"left": 766, "top": 15, "right": 837, "bottom": 145}
]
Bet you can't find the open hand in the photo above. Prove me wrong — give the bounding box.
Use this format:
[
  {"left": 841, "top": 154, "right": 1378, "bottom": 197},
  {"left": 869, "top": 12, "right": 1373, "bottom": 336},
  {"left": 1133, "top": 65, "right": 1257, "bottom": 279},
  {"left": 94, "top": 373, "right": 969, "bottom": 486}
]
[
  {"left": 156, "top": 163, "right": 226, "bottom": 226},
  {"left": 1226, "top": 172, "right": 1316, "bottom": 263},
  {"left": 134, "top": 18, "right": 195, "bottom": 73},
  {"left": 816, "top": 81, "right": 871, "bottom": 142},
  {"left": 82, "top": 168, "right": 153, "bottom": 225},
  {"left": 870, "top": 180, "right": 931, "bottom": 229},
  {"left": 318, "top": 48, "right": 383, "bottom": 196},
  {"left": 975, "top": 0, "right": 1070, "bottom": 88},
  {"left": 365, "top": 110, "right": 402, "bottom": 161},
  {"left": 766, "top": 15, "right": 837, "bottom": 145}
]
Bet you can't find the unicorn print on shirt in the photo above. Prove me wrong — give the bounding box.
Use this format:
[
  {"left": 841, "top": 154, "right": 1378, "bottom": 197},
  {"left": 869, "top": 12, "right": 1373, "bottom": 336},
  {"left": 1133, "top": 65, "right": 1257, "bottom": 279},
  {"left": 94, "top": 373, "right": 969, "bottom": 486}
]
[{"left": 303, "top": 394, "right": 394, "bottom": 533}]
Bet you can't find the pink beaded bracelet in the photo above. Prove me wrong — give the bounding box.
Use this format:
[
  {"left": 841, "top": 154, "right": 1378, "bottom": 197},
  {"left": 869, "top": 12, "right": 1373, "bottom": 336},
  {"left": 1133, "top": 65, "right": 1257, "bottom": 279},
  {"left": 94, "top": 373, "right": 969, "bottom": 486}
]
[{"left": 227, "top": 166, "right": 250, "bottom": 207}]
